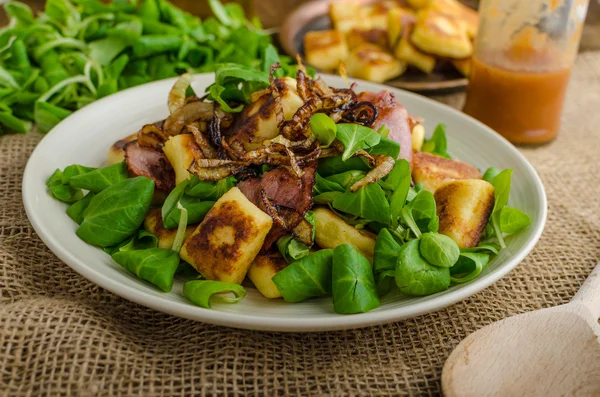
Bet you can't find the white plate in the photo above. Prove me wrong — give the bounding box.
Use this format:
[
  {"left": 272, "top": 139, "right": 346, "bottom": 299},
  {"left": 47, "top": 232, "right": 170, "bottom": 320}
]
[{"left": 22, "top": 74, "right": 547, "bottom": 332}]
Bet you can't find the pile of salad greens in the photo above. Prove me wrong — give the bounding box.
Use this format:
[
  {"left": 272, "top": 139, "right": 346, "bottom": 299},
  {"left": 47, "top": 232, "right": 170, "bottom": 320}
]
[
  {"left": 0, "top": 0, "right": 296, "bottom": 134},
  {"left": 269, "top": 122, "right": 532, "bottom": 312},
  {"left": 43, "top": 58, "right": 532, "bottom": 314}
]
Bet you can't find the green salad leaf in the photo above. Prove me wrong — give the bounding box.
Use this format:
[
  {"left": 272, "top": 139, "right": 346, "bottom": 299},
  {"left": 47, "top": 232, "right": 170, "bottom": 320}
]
[
  {"left": 272, "top": 249, "right": 334, "bottom": 302},
  {"left": 113, "top": 247, "right": 179, "bottom": 292},
  {"left": 317, "top": 155, "right": 370, "bottom": 177},
  {"left": 66, "top": 191, "right": 95, "bottom": 224},
  {"left": 499, "top": 206, "right": 531, "bottom": 234},
  {"left": 276, "top": 211, "right": 316, "bottom": 263},
  {"left": 373, "top": 228, "right": 402, "bottom": 273},
  {"left": 332, "top": 244, "right": 380, "bottom": 314},
  {"left": 183, "top": 279, "right": 247, "bottom": 308},
  {"left": 310, "top": 113, "right": 337, "bottom": 147},
  {"left": 450, "top": 253, "right": 490, "bottom": 284},
  {"left": 0, "top": 0, "right": 292, "bottom": 134},
  {"left": 77, "top": 176, "right": 154, "bottom": 247},
  {"left": 419, "top": 232, "right": 460, "bottom": 268},
  {"left": 104, "top": 229, "right": 159, "bottom": 255},
  {"left": 421, "top": 124, "right": 450, "bottom": 158},
  {"left": 69, "top": 161, "right": 128, "bottom": 193},
  {"left": 335, "top": 123, "right": 381, "bottom": 161},
  {"left": 332, "top": 182, "right": 391, "bottom": 225},
  {"left": 46, "top": 168, "right": 83, "bottom": 203},
  {"left": 395, "top": 240, "right": 450, "bottom": 296},
  {"left": 368, "top": 136, "right": 400, "bottom": 158}
]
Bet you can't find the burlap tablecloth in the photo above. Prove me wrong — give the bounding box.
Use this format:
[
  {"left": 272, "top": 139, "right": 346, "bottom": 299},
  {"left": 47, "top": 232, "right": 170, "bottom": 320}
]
[{"left": 1, "top": 51, "right": 600, "bottom": 397}]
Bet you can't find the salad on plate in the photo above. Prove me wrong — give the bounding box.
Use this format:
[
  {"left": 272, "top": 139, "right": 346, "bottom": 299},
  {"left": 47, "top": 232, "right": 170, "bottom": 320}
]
[{"left": 45, "top": 61, "right": 531, "bottom": 314}]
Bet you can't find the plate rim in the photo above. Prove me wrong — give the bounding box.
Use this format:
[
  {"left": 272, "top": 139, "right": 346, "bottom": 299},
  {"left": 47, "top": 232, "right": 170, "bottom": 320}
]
[{"left": 22, "top": 73, "right": 547, "bottom": 332}]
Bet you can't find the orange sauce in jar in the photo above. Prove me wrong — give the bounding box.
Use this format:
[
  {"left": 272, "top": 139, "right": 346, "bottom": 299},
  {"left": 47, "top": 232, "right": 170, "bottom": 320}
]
[
  {"left": 463, "top": 57, "right": 571, "bottom": 144},
  {"left": 463, "top": 26, "right": 572, "bottom": 145}
]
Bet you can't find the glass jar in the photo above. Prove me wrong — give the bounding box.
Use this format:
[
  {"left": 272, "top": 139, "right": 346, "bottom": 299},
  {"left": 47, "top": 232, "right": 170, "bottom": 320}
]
[{"left": 463, "top": 0, "right": 589, "bottom": 145}]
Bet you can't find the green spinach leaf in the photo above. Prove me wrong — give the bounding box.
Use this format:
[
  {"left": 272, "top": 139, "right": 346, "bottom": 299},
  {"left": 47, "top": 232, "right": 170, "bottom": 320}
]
[
  {"left": 395, "top": 240, "right": 450, "bottom": 296},
  {"left": 105, "top": 229, "right": 159, "bottom": 255},
  {"left": 450, "top": 253, "right": 490, "bottom": 284},
  {"left": 313, "top": 191, "right": 343, "bottom": 205},
  {"left": 183, "top": 279, "right": 247, "bottom": 308},
  {"left": 332, "top": 244, "right": 380, "bottom": 314},
  {"left": 419, "top": 232, "right": 460, "bottom": 268},
  {"left": 185, "top": 175, "right": 236, "bottom": 200},
  {"left": 376, "top": 269, "right": 396, "bottom": 296},
  {"left": 317, "top": 155, "right": 369, "bottom": 177},
  {"left": 386, "top": 159, "right": 411, "bottom": 227},
  {"left": 313, "top": 173, "right": 344, "bottom": 195},
  {"left": 66, "top": 191, "right": 95, "bottom": 224},
  {"left": 499, "top": 206, "right": 531, "bottom": 234},
  {"left": 373, "top": 228, "right": 402, "bottom": 273},
  {"left": 489, "top": 169, "right": 513, "bottom": 248},
  {"left": 310, "top": 113, "right": 336, "bottom": 147},
  {"left": 112, "top": 247, "right": 179, "bottom": 292},
  {"left": 277, "top": 211, "right": 316, "bottom": 263},
  {"left": 325, "top": 170, "right": 366, "bottom": 190},
  {"left": 482, "top": 167, "right": 501, "bottom": 183},
  {"left": 46, "top": 168, "right": 83, "bottom": 203},
  {"left": 335, "top": 123, "right": 381, "bottom": 161},
  {"left": 69, "top": 161, "right": 129, "bottom": 193},
  {"left": 421, "top": 124, "right": 450, "bottom": 158},
  {"left": 77, "top": 176, "right": 154, "bottom": 247},
  {"left": 271, "top": 249, "right": 334, "bottom": 302},
  {"left": 332, "top": 183, "right": 391, "bottom": 225},
  {"left": 368, "top": 137, "right": 400, "bottom": 158}
]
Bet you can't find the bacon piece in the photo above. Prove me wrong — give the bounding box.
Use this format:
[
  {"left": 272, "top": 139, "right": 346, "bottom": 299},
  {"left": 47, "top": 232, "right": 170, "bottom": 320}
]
[
  {"left": 124, "top": 141, "right": 175, "bottom": 192},
  {"left": 238, "top": 162, "right": 317, "bottom": 250},
  {"left": 358, "top": 90, "right": 413, "bottom": 164}
]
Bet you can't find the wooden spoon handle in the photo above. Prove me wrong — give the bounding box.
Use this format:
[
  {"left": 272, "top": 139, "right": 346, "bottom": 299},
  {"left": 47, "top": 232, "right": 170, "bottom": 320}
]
[{"left": 572, "top": 262, "right": 600, "bottom": 319}]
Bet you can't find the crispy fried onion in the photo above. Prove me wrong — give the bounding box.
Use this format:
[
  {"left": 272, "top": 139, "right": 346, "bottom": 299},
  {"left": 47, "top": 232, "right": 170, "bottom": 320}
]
[
  {"left": 188, "top": 159, "right": 247, "bottom": 181},
  {"left": 269, "top": 63, "right": 285, "bottom": 127},
  {"left": 260, "top": 190, "right": 313, "bottom": 246},
  {"left": 163, "top": 101, "right": 219, "bottom": 136},
  {"left": 168, "top": 73, "right": 193, "bottom": 114},
  {"left": 350, "top": 155, "right": 395, "bottom": 192},
  {"left": 184, "top": 122, "right": 218, "bottom": 159},
  {"left": 280, "top": 88, "right": 357, "bottom": 140},
  {"left": 188, "top": 142, "right": 321, "bottom": 180},
  {"left": 341, "top": 101, "right": 379, "bottom": 127},
  {"left": 137, "top": 123, "right": 169, "bottom": 149}
]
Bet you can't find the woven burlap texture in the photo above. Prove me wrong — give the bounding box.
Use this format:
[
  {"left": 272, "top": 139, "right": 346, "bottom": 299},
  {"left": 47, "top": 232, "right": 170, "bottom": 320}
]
[{"left": 2, "top": 51, "right": 600, "bottom": 397}]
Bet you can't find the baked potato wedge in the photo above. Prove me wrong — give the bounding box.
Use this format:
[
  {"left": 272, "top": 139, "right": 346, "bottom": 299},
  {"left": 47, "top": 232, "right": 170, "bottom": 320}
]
[
  {"left": 394, "top": 24, "right": 436, "bottom": 74},
  {"left": 346, "top": 28, "right": 389, "bottom": 51},
  {"left": 410, "top": 8, "right": 472, "bottom": 59},
  {"left": 162, "top": 134, "right": 203, "bottom": 185},
  {"left": 451, "top": 58, "right": 472, "bottom": 76},
  {"left": 407, "top": 0, "right": 432, "bottom": 9},
  {"left": 412, "top": 151, "right": 482, "bottom": 192},
  {"left": 363, "top": 1, "right": 399, "bottom": 30},
  {"left": 434, "top": 179, "right": 495, "bottom": 248},
  {"left": 313, "top": 207, "right": 376, "bottom": 261},
  {"left": 387, "top": 7, "right": 417, "bottom": 49},
  {"left": 345, "top": 43, "right": 406, "bottom": 83},
  {"left": 248, "top": 252, "right": 289, "bottom": 299},
  {"left": 231, "top": 77, "right": 304, "bottom": 151},
  {"left": 304, "top": 30, "right": 348, "bottom": 71},
  {"left": 180, "top": 187, "right": 273, "bottom": 284},
  {"left": 429, "top": 0, "right": 478, "bottom": 39},
  {"left": 329, "top": 1, "right": 368, "bottom": 33},
  {"left": 144, "top": 208, "right": 196, "bottom": 249}
]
